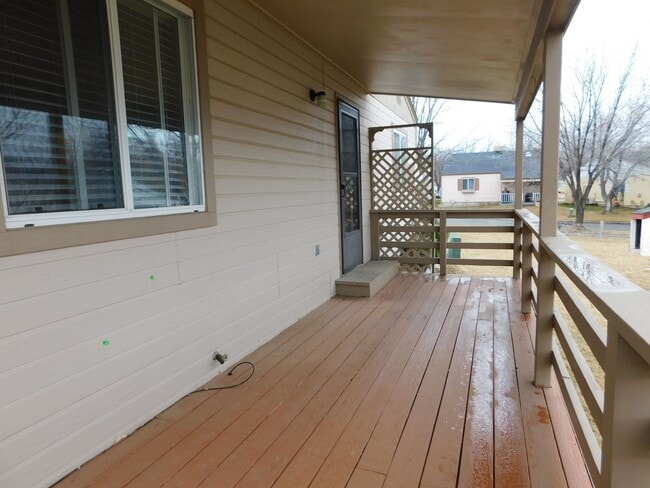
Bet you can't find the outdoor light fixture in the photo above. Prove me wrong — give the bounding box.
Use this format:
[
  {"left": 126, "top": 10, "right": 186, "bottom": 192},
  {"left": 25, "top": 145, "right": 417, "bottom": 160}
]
[{"left": 309, "top": 88, "right": 327, "bottom": 107}]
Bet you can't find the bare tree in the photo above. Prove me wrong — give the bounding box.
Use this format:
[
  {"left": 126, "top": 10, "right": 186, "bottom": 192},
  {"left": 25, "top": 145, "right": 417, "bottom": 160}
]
[
  {"left": 410, "top": 97, "right": 446, "bottom": 147},
  {"left": 409, "top": 97, "right": 482, "bottom": 192},
  {"left": 562, "top": 54, "right": 649, "bottom": 222},
  {"left": 526, "top": 54, "right": 650, "bottom": 222},
  {"left": 527, "top": 53, "right": 649, "bottom": 224}
]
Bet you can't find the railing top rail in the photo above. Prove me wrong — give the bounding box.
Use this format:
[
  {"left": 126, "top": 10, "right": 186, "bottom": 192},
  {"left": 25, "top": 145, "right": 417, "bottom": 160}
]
[
  {"left": 371, "top": 208, "right": 517, "bottom": 217},
  {"left": 516, "top": 209, "right": 540, "bottom": 236},
  {"left": 516, "top": 207, "right": 649, "bottom": 363},
  {"left": 540, "top": 231, "right": 650, "bottom": 366}
]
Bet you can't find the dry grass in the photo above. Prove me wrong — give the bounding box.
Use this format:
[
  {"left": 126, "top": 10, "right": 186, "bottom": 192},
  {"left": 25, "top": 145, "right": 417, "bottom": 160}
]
[
  {"left": 568, "top": 234, "right": 650, "bottom": 290},
  {"left": 447, "top": 230, "right": 649, "bottom": 291},
  {"left": 523, "top": 203, "right": 634, "bottom": 223},
  {"left": 447, "top": 231, "right": 515, "bottom": 278},
  {"left": 439, "top": 202, "right": 634, "bottom": 223}
]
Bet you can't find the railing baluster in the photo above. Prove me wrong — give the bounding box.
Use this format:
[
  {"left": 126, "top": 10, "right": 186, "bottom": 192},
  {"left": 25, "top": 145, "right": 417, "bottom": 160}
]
[
  {"left": 370, "top": 211, "right": 379, "bottom": 260},
  {"left": 513, "top": 216, "right": 522, "bottom": 280},
  {"left": 521, "top": 225, "right": 533, "bottom": 314},
  {"left": 439, "top": 211, "right": 447, "bottom": 276}
]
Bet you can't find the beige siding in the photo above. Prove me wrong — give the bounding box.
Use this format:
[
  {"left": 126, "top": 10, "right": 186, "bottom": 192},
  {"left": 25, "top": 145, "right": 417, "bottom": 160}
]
[
  {"left": 373, "top": 94, "right": 417, "bottom": 126},
  {"left": 0, "top": 1, "right": 412, "bottom": 487},
  {"left": 626, "top": 174, "right": 650, "bottom": 207}
]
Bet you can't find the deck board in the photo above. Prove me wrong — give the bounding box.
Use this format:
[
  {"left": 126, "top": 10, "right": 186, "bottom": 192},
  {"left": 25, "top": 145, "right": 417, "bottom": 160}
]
[
  {"left": 309, "top": 278, "right": 457, "bottom": 488},
  {"left": 199, "top": 278, "right": 427, "bottom": 487},
  {"left": 510, "top": 304, "right": 569, "bottom": 487},
  {"left": 457, "top": 280, "right": 495, "bottom": 488},
  {"left": 420, "top": 277, "right": 480, "bottom": 488},
  {"left": 54, "top": 274, "right": 592, "bottom": 488},
  {"left": 356, "top": 277, "right": 456, "bottom": 475},
  {"left": 382, "top": 277, "right": 468, "bottom": 488},
  {"left": 163, "top": 276, "right": 416, "bottom": 487},
  {"left": 493, "top": 280, "right": 530, "bottom": 488},
  {"left": 237, "top": 277, "right": 443, "bottom": 488}
]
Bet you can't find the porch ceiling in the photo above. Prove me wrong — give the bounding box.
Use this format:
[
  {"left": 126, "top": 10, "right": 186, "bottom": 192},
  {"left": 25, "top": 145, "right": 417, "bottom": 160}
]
[{"left": 251, "top": 0, "right": 579, "bottom": 116}]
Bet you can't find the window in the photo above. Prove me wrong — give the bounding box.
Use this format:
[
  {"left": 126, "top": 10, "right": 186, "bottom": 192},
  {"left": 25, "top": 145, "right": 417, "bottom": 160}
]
[
  {"left": 459, "top": 177, "right": 479, "bottom": 192},
  {"left": 462, "top": 178, "right": 475, "bottom": 191},
  {"left": 392, "top": 131, "right": 407, "bottom": 151},
  {"left": 0, "top": 0, "right": 204, "bottom": 228},
  {"left": 392, "top": 130, "right": 408, "bottom": 185}
]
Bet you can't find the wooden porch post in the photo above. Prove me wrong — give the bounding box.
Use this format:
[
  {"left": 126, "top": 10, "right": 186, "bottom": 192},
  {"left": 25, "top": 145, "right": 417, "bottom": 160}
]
[
  {"left": 513, "top": 118, "right": 524, "bottom": 279},
  {"left": 601, "top": 325, "right": 650, "bottom": 488},
  {"left": 534, "top": 31, "right": 562, "bottom": 387},
  {"left": 438, "top": 211, "right": 447, "bottom": 276},
  {"left": 515, "top": 117, "right": 524, "bottom": 210}
]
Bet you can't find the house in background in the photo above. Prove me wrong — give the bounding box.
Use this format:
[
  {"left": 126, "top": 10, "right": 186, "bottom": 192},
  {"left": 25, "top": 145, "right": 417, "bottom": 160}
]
[
  {"left": 626, "top": 172, "right": 650, "bottom": 207},
  {"left": 440, "top": 150, "right": 541, "bottom": 206},
  {"left": 562, "top": 170, "right": 650, "bottom": 207},
  {"left": 440, "top": 170, "right": 501, "bottom": 206}
]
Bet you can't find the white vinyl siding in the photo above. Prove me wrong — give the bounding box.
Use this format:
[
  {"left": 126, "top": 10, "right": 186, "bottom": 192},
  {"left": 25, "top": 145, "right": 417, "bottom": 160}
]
[{"left": 0, "top": 1, "right": 412, "bottom": 487}]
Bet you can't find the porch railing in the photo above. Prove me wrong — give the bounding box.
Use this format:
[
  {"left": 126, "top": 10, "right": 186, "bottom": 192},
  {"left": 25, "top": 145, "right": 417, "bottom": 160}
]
[
  {"left": 501, "top": 192, "right": 541, "bottom": 204},
  {"left": 369, "top": 208, "right": 650, "bottom": 488},
  {"left": 369, "top": 209, "right": 516, "bottom": 276}
]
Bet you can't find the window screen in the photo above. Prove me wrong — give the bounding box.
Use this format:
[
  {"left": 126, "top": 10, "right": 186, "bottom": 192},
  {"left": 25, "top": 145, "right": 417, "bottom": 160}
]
[
  {"left": 0, "top": 0, "right": 204, "bottom": 226},
  {"left": 0, "top": 0, "right": 122, "bottom": 215}
]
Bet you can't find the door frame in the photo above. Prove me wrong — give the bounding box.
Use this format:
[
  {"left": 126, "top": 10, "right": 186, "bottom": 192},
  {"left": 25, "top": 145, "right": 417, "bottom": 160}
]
[{"left": 337, "top": 97, "right": 363, "bottom": 274}]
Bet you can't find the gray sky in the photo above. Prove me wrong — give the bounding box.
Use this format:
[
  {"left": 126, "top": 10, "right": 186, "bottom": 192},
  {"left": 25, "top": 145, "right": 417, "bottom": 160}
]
[{"left": 434, "top": 0, "right": 649, "bottom": 151}]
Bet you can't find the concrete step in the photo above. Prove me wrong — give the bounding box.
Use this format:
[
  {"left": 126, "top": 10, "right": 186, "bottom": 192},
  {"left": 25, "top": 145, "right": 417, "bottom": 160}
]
[{"left": 335, "top": 260, "right": 400, "bottom": 298}]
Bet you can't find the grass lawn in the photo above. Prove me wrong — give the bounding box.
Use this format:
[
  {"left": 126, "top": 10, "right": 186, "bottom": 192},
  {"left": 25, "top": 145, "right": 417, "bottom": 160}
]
[
  {"left": 568, "top": 234, "right": 650, "bottom": 290},
  {"left": 522, "top": 203, "right": 633, "bottom": 223},
  {"left": 439, "top": 202, "right": 634, "bottom": 222},
  {"left": 439, "top": 203, "right": 644, "bottom": 285},
  {"left": 447, "top": 231, "right": 648, "bottom": 291}
]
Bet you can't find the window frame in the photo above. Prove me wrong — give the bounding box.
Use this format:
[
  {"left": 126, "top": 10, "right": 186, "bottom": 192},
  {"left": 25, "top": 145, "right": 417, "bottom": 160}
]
[
  {"left": 392, "top": 130, "right": 407, "bottom": 150},
  {"left": 392, "top": 130, "right": 408, "bottom": 186},
  {"left": 0, "top": 0, "right": 205, "bottom": 228},
  {"left": 0, "top": 0, "right": 215, "bottom": 257},
  {"left": 461, "top": 177, "right": 476, "bottom": 192}
]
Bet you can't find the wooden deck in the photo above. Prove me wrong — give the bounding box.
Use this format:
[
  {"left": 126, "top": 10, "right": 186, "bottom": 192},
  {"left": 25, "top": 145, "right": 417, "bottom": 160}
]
[{"left": 54, "top": 274, "right": 592, "bottom": 488}]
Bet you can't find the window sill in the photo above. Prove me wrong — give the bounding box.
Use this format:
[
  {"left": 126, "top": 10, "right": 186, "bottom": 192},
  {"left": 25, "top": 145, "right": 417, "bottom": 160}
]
[
  {"left": 4, "top": 205, "right": 206, "bottom": 229},
  {"left": 0, "top": 210, "right": 216, "bottom": 257}
]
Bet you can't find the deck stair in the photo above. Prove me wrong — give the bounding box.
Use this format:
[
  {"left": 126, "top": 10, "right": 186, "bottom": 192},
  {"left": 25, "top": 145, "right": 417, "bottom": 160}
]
[{"left": 335, "top": 260, "right": 399, "bottom": 297}]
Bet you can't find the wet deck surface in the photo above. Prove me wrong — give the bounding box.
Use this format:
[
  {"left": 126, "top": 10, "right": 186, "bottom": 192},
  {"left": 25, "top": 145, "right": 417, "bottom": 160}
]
[{"left": 54, "top": 274, "right": 592, "bottom": 488}]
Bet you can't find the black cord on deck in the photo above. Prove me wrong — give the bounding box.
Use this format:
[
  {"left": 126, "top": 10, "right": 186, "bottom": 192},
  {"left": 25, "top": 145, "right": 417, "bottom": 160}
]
[{"left": 190, "top": 361, "right": 255, "bottom": 394}]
